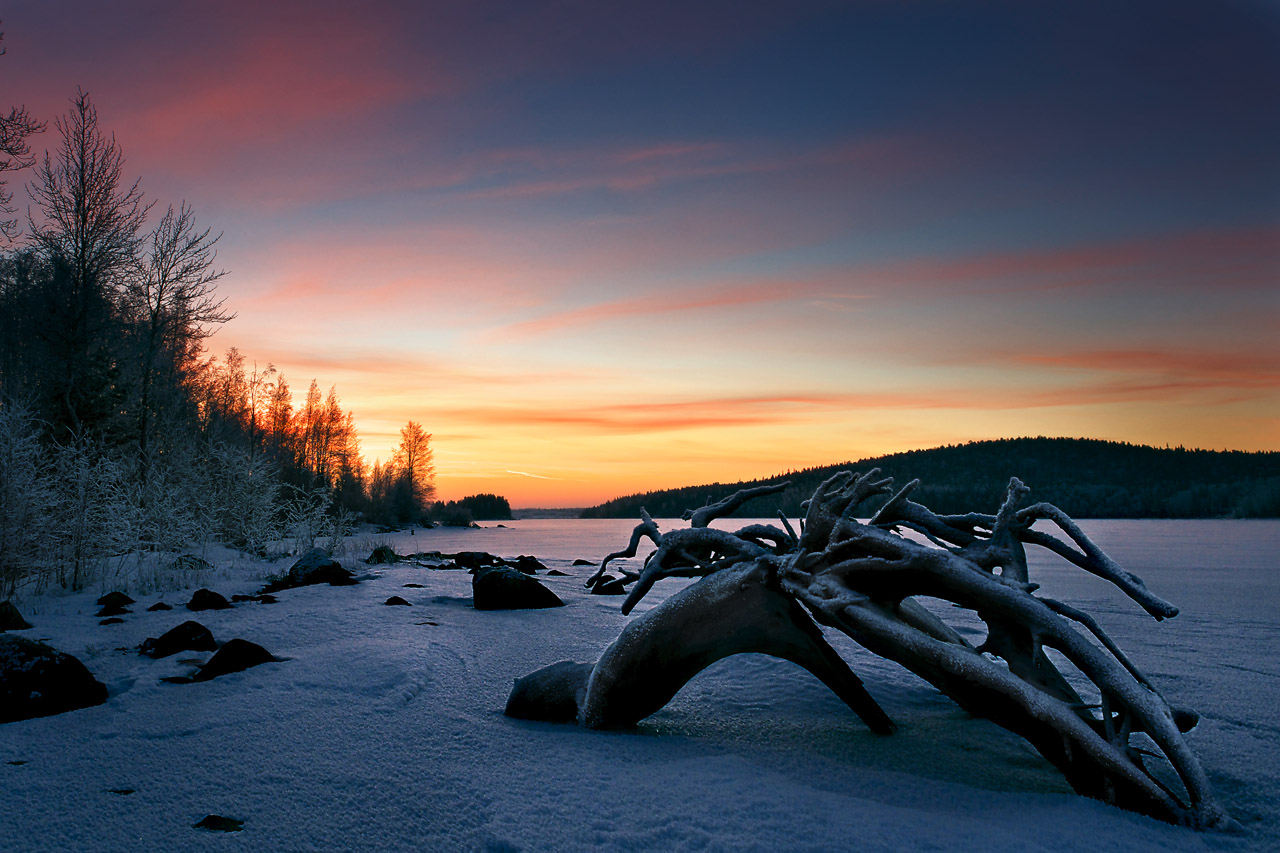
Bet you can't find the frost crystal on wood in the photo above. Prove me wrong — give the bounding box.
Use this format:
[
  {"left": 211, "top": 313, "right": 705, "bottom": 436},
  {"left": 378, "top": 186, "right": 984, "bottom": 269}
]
[{"left": 510, "top": 472, "right": 1234, "bottom": 830}]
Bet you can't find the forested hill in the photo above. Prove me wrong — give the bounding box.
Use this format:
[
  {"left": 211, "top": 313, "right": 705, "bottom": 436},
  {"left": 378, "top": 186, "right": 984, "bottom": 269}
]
[{"left": 581, "top": 438, "right": 1280, "bottom": 520}]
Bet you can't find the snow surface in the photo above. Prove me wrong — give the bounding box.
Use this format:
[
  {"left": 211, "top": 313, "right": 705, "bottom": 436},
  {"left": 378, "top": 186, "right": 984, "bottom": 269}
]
[{"left": 2, "top": 519, "right": 1278, "bottom": 852}]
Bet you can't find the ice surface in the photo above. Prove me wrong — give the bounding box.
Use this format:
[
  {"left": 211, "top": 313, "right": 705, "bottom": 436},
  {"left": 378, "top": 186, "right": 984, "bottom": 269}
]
[{"left": 2, "top": 519, "right": 1278, "bottom": 851}]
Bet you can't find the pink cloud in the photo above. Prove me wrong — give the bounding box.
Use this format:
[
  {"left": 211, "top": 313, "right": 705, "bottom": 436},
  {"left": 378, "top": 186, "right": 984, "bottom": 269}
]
[{"left": 488, "top": 222, "right": 1279, "bottom": 339}]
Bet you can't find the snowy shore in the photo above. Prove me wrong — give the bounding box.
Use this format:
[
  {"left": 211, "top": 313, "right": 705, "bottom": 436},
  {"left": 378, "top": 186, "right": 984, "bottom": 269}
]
[{"left": 3, "top": 520, "right": 1279, "bottom": 852}]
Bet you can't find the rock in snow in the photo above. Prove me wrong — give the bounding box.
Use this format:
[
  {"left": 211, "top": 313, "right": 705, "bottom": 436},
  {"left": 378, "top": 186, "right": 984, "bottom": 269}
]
[
  {"left": 140, "top": 621, "right": 218, "bottom": 659},
  {"left": 192, "top": 639, "right": 279, "bottom": 682},
  {"left": 0, "top": 634, "right": 107, "bottom": 723},
  {"left": 261, "top": 548, "right": 357, "bottom": 593},
  {"left": 589, "top": 575, "right": 628, "bottom": 596},
  {"left": 185, "top": 588, "right": 232, "bottom": 611},
  {"left": 96, "top": 591, "right": 135, "bottom": 608},
  {"left": 192, "top": 814, "right": 244, "bottom": 832},
  {"left": 0, "top": 600, "right": 32, "bottom": 631},
  {"left": 472, "top": 566, "right": 564, "bottom": 610},
  {"left": 508, "top": 555, "right": 547, "bottom": 575}
]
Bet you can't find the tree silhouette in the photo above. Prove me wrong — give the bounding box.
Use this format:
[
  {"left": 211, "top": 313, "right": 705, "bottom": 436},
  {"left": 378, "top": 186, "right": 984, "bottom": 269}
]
[
  {"left": 391, "top": 420, "right": 436, "bottom": 519},
  {"left": 0, "top": 25, "right": 45, "bottom": 241},
  {"left": 26, "top": 90, "right": 151, "bottom": 437}
]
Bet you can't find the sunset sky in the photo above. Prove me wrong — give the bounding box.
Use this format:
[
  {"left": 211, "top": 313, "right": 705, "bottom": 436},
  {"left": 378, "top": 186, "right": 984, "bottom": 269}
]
[{"left": 3, "top": 0, "right": 1277, "bottom": 506}]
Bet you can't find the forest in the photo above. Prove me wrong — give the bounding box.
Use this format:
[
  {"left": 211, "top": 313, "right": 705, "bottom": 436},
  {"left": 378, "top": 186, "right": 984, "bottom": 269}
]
[
  {"left": 582, "top": 437, "right": 1280, "bottom": 521},
  {"left": 0, "top": 85, "right": 445, "bottom": 597}
]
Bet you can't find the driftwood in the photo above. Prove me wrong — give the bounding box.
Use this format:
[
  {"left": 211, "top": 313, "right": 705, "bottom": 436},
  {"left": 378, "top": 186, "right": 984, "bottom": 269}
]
[{"left": 508, "top": 472, "right": 1232, "bottom": 830}]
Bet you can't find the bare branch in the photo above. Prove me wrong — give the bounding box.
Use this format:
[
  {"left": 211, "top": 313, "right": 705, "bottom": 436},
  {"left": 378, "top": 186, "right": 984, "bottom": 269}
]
[{"left": 682, "top": 481, "right": 788, "bottom": 527}]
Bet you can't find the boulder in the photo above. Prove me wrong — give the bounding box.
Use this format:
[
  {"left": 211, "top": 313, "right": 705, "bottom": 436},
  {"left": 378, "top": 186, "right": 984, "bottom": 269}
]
[
  {"left": 140, "top": 621, "right": 218, "bottom": 659},
  {"left": 573, "top": 559, "right": 594, "bottom": 566},
  {"left": 193, "top": 815, "right": 243, "bottom": 833},
  {"left": 95, "top": 602, "right": 132, "bottom": 617},
  {"left": 261, "top": 548, "right": 357, "bottom": 593},
  {"left": 472, "top": 566, "right": 564, "bottom": 611},
  {"left": 452, "top": 551, "right": 499, "bottom": 571},
  {"left": 384, "top": 596, "right": 411, "bottom": 606},
  {"left": 0, "top": 601, "right": 32, "bottom": 631},
  {"left": 146, "top": 602, "right": 173, "bottom": 612},
  {"left": 590, "top": 575, "right": 628, "bottom": 596},
  {"left": 192, "top": 639, "right": 279, "bottom": 682},
  {"left": 0, "top": 634, "right": 108, "bottom": 723},
  {"left": 97, "top": 591, "right": 135, "bottom": 608},
  {"left": 546, "top": 569, "right": 569, "bottom": 577},
  {"left": 186, "top": 588, "right": 232, "bottom": 611},
  {"left": 367, "top": 545, "right": 399, "bottom": 564},
  {"left": 507, "top": 555, "right": 547, "bottom": 575}
]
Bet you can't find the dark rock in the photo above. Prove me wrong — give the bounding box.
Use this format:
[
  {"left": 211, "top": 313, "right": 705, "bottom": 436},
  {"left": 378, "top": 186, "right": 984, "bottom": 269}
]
[
  {"left": 0, "top": 601, "right": 32, "bottom": 631},
  {"left": 384, "top": 596, "right": 411, "bottom": 606},
  {"left": 261, "top": 548, "right": 356, "bottom": 593},
  {"left": 472, "top": 566, "right": 564, "bottom": 611},
  {"left": 507, "top": 555, "right": 547, "bottom": 575},
  {"left": 193, "top": 815, "right": 243, "bottom": 833},
  {"left": 504, "top": 660, "right": 593, "bottom": 723},
  {"left": 0, "top": 634, "right": 108, "bottom": 723},
  {"left": 192, "top": 639, "right": 279, "bottom": 682},
  {"left": 140, "top": 621, "right": 217, "bottom": 659},
  {"left": 402, "top": 583, "right": 425, "bottom": 588},
  {"left": 107, "top": 788, "right": 135, "bottom": 796},
  {"left": 452, "top": 551, "right": 499, "bottom": 571},
  {"left": 98, "top": 618, "right": 125, "bottom": 626},
  {"left": 546, "top": 569, "right": 569, "bottom": 577},
  {"left": 367, "top": 545, "right": 399, "bottom": 564},
  {"left": 230, "top": 593, "right": 278, "bottom": 604},
  {"left": 591, "top": 575, "right": 628, "bottom": 596},
  {"left": 572, "top": 559, "right": 594, "bottom": 566},
  {"left": 96, "top": 602, "right": 132, "bottom": 617},
  {"left": 186, "top": 589, "right": 232, "bottom": 611},
  {"left": 146, "top": 602, "right": 173, "bottom": 612},
  {"left": 96, "top": 591, "right": 135, "bottom": 608}
]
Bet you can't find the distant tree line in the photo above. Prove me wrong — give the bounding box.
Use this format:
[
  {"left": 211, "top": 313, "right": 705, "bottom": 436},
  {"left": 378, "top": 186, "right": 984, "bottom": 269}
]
[
  {"left": 0, "top": 73, "right": 443, "bottom": 595},
  {"left": 426, "top": 493, "right": 513, "bottom": 527},
  {"left": 581, "top": 438, "right": 1280, "bottom": 521}
]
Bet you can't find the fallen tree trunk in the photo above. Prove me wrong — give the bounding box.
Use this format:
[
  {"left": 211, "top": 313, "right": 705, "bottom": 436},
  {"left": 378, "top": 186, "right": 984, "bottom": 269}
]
[{"left": 507, "top": 472, "right": 1235, "bottom": 830}]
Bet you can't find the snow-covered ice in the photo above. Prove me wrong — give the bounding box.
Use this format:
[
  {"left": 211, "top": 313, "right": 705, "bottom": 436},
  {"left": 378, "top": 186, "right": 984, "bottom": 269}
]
[{"left": 2, "top": 519, "right": 1278, "bottom": 851}]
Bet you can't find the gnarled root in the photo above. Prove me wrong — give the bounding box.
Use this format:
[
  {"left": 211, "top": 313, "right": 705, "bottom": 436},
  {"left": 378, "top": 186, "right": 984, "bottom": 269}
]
[
  {"left": 511, "top": 477, "right": 1234, "bottom": 831},
  {"left": 507, "top": 559, "right": 895, "bottom": 734}
]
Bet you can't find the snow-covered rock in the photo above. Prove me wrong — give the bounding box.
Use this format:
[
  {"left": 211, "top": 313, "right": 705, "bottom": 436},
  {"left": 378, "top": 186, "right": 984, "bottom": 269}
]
[{"left": 0, "top": 634, "right": 107, "bottom": 723}]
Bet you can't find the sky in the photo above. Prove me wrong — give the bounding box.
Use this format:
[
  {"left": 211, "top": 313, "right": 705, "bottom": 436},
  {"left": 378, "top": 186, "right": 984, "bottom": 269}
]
[{"left": 2, "top": 0, "right": 1277, "bottom": 507}]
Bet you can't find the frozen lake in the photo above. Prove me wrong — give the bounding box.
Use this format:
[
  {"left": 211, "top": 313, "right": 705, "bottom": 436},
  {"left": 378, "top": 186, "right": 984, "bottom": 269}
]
[{"left": 3, "top": 518, "right": 1279, "bottom": 850}]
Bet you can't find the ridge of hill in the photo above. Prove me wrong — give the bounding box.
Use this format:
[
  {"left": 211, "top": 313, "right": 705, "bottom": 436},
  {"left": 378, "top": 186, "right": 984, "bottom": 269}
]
[{"left": 581, "top": 437, "right": 1280, "bottom": 520}]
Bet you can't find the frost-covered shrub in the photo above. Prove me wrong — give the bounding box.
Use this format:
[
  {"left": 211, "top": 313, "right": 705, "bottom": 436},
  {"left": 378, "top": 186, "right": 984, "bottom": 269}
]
[
  {"left": 0, "top": 404, "right": 56, "bottom": 598},
  {"left": 282, "top": 484, "right": 334, "bottom": 555},
  {"left": 47, "top": 439, "right": 135, "bottom": 591},
  {"left": 202, "top": 442, "right": 282, "bottom": 554}
]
